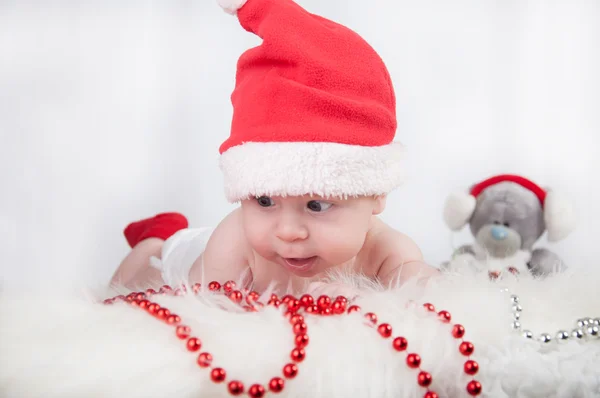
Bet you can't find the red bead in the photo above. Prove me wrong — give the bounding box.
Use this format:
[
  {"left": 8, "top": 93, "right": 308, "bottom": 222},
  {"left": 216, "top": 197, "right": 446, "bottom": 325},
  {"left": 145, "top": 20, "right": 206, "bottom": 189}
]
[
  {"left": 295, "top": 333, "right": 309, "bottom": 348},
  {"left": 365, "top": 312, "right": 378, "bottom": 324},
  {"left": 317, "top": 295, "right": 331, "bottom": 310},
  {"left": 287, "top": 299, "right": 301, "bottom": 312},
  {"left": 347, "top": 305, "right": 361, "bottom": 314},
  {"left": 228, "top": 380, "right": 244, "bottom": 395},
  {"left": 418, "top": 371, "right": 432, "bottom": 387},
  {"left": 160, "top": 285, "right": 172, "bottom": 294},
  {"left": 137, "top": 299, "right": 150, "bottom": 309},
  {"left": 423, "top": 303, "right": 436, "bottom": 312},
  {"left": 248, "top": 384, "right": 265, "bottom": 398},
  {"left": 466, "top": 380, "right": 482, "bottom": 396},
  {"left": 291, "top": 348, "right": 305, "bottom": 362},
  {"left": 223, "top": 280, "right": 236, "bottom": 293},
  {"left": 305, "top": 305, "right": 318, "bottom": 313},
  {"left": 145, "top": 288, "right": 157, "bottom": 295},
  {"left": 176, "top": 325, "right": 190, "bottom": 339},
  {"left": 270, "top": 293, "right": 279, "bottom": 301},
  {"left": 229, "top": 290, "right": 243, "bottom": 303},
  {"left": 332, "top": 301, "right": 346, "bottom": 314},
  {"left": 166, "top": 314, "right": 181, "bottom": 324},
  {"left": 464, "top": 360, "right": 479, "bottom": 375},
  {"left": 282, "top": 295, "right": 294, "bottom": 304},
  {"left": 452, "top": 324, "right": 465, "bottom": 338},
  {"left": 103, "top": 298, "right": 114, "bottom": 305},
  {"left": 246, "top": 291, "right": 260, "bottom": 304},
  {"left": 283, "top": 363, "right": 298, "bottom": 378},
  {"left": 508, "top": 266, "right": 519, "bottom": 275},
  {"left": 210, "top": 367, "right": 226, "bottom": 383},
  {"left": 459, "top": 341, "right": 475, "bottom": 356},
  {"left": 192, "top": 283, "right": 202, "bottom": 294},
  {"left": 208, "top": 281, "right": 221, "bottom": 291},
  {"left": 135, "top": 292, "right": 146, "bottom": 300},
  {"left": 438, "top": 310, "right": 451, "bottom": 323},
  {"left": 197, "top": 352, "right": 213, "bottom": 367},
  {"left": 335, "top": 295, "right": 348, "bottom": 304},
  {"left": 378, "top": 323, "right": 392, "bottom": 338},
  {"left": 156, "top": 308, "right": 170, "bottom": 320},
  {"left": 147, "top": 303, "right": 160, "bottom": 314},
  {"left": 300, "top": 294, "right": 314, "bottom": 307},
  {"left": 174, "top": 288, "right": 185, "bottom": 296},
  {"left": 268, "top": 298, "right": 281, "bottom": 308},
  {"left": 424, "top": 392, "right": 439, "bottom": 398},
  {"left": 293, "top": 322, "right": 308, "bottom": 334},
  {"left": 406, "top": 353, "right": 421, "bottom": 368},
  {"left": 186, "top": 337, "right": 201, "bottom": 352},
  {"left": 393, "top": 336, "right": 408, "bottom": 351},
  {"left": 290, "top": 314, "right": 304, "bottom": 325},
  {"left": 321, "top": 307, "right": 333, "bottom": 316},
  {"left": 269, "top": 377, "right": 285, "bottom": 392}
]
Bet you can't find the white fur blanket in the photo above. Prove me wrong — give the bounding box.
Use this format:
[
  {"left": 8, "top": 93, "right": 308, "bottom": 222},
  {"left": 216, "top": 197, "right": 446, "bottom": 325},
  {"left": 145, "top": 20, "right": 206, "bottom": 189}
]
[{"left": 1, "top": 262, "right": 599, "bottom": 398}]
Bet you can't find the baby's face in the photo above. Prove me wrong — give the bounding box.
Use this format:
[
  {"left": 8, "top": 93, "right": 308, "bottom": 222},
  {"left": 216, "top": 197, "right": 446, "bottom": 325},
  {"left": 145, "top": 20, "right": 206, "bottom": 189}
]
[{"left": 240, "top": 194, "right": 386, "bottom": 277}]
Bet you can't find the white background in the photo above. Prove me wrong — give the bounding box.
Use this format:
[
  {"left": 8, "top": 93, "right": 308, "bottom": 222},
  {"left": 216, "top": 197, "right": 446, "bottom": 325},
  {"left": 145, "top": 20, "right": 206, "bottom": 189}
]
[{"left": 1, "top": 0, "right": 598, "bottom": 288}]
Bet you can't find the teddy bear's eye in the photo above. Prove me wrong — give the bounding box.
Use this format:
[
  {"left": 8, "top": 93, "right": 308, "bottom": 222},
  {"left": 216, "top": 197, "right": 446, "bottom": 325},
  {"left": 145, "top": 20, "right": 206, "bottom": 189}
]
[{"left": 503, "top": 222, "right": 510, "bottom": 228}]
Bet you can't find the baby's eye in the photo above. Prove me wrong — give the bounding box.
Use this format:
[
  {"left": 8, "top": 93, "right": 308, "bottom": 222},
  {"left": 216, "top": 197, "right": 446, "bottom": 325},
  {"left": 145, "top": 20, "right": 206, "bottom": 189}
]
[
  {"left": 256, "top": 196, "right": 274, "bottom": 207},
  {"left": 307, "top": 200, "right": 332, "bottom": 212}
]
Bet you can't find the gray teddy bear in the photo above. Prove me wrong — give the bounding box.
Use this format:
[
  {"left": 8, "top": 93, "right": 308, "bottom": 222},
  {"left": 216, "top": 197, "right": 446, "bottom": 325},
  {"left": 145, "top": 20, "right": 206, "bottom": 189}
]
[{"left": 442, "top": 175, "right": 576, "bottom": 278}]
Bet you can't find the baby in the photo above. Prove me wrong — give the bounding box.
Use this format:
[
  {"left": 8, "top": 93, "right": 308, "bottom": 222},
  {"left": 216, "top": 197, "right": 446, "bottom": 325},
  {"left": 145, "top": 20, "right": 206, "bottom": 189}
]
[{"left": 111, "top": 0, "right": 439, "bottom": 295}]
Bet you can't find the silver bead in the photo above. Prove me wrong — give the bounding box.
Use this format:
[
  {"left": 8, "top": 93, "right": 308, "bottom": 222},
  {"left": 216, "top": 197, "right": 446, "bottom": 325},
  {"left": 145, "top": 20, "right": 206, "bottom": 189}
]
[
  {"left": 587, "top": 318, "right": 596, "bottom": 327},
  {"left": 576, "top": 318, "right": 590, "bottom": 328},
  {"left": 522, "top": 330, "right": 534, "bottom": 339},
  {"left": 556, "top": 330, "right": 570, "bottom": 343},
  {"left": 512, "top": 311, "right": 521, "bottom": 321},
  {"left": 572, "top": 328, "right": 585, "bottom": 340},
  {"left": 510, "top": 294, "right": 519, "bottom": 304},
  {"left": 593, "top": 318, "right": 600, "bottom": 327},
  {"left": 585, "top": 325, "right": 600, "bottom": 338},
  {"left": 512, "top": 304, "right": 523, "bottom": 312},
  {"left": 511, "top": 320, "right": 522, "bottom": 330},
  {"left": 538, "top": 333, "right": 552, "bottom": 343}
]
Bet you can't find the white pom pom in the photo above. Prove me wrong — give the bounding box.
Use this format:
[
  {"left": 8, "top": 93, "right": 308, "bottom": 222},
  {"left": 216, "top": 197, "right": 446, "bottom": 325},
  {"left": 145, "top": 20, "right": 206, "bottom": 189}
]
[
  {"left": 443, "top": 191, "right": 476, "bottom": 231},
  {"left": 217, "top": 0, "right": 248, "bottom": 14},
  {"left": 544, "top": 190, "right": 576, "bottom": 242}
]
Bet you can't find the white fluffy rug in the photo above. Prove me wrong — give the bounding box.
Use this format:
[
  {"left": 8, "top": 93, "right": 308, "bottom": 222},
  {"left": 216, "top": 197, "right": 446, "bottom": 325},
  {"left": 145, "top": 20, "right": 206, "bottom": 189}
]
[{"left": 1, "top": 261, "right": 599, "bottom": 398}]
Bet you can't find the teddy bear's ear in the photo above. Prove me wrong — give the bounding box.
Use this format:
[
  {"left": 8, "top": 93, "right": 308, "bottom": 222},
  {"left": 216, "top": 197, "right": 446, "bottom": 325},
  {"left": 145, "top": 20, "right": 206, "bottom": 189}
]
[
  {"left": 544, "top": 190, "right": 576, "bottom": 242},
  {"left": 443, "top": 191, "right": 477, "bottom": 231}
]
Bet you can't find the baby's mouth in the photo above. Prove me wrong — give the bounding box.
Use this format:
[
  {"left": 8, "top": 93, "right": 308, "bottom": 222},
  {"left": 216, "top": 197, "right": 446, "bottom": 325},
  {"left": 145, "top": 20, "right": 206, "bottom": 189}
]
[{"left": 282, "top": 256, "right": 317, "bottom": 271}]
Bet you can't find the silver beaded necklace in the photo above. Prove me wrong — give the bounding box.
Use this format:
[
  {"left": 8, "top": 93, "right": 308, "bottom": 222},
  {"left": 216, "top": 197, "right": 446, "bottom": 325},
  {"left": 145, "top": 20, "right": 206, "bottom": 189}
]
[{"left": 500, "top": 287, "right": 600, "bottom": 344}]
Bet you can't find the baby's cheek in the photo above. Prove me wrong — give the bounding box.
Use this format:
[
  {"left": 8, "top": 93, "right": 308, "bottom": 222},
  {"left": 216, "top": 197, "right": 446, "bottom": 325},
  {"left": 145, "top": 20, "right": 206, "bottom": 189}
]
[{"left": 316, "top": 229, "right": 366, "bottom": 263}]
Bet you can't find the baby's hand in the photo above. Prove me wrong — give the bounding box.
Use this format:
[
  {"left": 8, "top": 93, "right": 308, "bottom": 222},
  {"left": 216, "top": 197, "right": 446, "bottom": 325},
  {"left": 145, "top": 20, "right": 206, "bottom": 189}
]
[{"left": 307, "top": 281, "right": 360, "bottom": 301}]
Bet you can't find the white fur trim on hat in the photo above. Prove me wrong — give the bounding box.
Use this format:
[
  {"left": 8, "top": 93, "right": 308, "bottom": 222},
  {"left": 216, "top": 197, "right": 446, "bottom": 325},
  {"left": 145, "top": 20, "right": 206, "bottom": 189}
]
[
  {"left": 217, "top": 0, "right": 248, "bottom": 14},
  {"left": 544, "top": 190, "right": 576, "bottom": 242},
  {"left": 443, "top": 191, "right": 477, "bottom": 231},
  {"left": 219, "top": 141, "right": 405, "bottom": 203}
]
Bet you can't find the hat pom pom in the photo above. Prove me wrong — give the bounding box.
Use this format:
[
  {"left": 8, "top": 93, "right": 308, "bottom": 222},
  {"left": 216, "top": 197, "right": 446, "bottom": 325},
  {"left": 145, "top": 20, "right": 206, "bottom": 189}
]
[
  {"left": 217, "top": 0, "right": 248, "bottom": 14},
  {"left": 544, "top": 190, "right": 576, "bottom": 242},
  {"left": 443, "top": 191, "right": 476, "bottom": 231}
]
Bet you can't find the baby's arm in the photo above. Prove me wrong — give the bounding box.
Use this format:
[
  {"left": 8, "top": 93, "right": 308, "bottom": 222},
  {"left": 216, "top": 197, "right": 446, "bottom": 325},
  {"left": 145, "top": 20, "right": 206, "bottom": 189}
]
[
  {"left": 376, "top": 232, "right": 439, "bottom": 288},
  {"left": 188, "top": 208, "right": 253, "bottom": 287}
]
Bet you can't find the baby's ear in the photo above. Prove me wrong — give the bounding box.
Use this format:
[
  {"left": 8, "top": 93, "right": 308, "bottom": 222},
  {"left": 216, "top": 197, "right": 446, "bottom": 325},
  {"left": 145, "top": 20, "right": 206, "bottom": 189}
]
[{"left": 373, "top": 195, "right": 387, "bottom": 215}]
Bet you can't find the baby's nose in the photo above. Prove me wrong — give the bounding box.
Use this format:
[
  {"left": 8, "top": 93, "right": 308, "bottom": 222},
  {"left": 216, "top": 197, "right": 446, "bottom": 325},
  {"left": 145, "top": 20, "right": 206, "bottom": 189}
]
[
  {"left": 276, "top": 217, "right": 309, "bottom": 242},
  {"left": 490, "top": 225, "right": 508, "bottom": 241}
]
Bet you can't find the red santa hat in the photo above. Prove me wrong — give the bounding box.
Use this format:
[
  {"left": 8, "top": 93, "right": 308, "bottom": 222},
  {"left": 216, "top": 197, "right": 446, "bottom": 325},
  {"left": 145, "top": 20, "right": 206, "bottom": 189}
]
[
  {"left": 217, "top": 0, "right": 403, "bottom": 202},
  {"left": 443, "top": 174, "right": 576, "bottom": 242}
]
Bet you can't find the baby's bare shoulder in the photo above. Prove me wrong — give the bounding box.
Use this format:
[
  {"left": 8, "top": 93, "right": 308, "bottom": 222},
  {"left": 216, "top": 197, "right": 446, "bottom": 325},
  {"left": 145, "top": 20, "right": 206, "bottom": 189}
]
[{"left": 369, "top": 219, "right": 424, "bottom": 264}]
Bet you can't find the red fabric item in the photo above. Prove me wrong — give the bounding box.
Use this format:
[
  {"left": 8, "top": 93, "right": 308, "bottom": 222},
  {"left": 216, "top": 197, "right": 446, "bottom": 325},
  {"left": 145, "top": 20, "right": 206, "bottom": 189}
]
[
  {"left": 123, "top": 213, "right": 189, "bottom": 248},
  {"left": 219, "top": 0, "right": 396, "bottom": 154},
  {"left": 470, "top": 175, "right": 547, "bottom": 206}
]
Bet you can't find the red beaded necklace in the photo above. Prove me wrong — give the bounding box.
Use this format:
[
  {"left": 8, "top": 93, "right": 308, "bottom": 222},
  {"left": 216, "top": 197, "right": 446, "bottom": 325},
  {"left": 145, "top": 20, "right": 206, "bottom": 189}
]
[{"left": 103, "top": 281, "right": 482, "bottom": 397}]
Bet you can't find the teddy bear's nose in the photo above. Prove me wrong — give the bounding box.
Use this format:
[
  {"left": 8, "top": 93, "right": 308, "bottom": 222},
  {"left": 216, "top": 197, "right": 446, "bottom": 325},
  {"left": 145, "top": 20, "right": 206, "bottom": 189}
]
[{"left": 491, "top": 225, "right": 508, "bottom": 240}]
